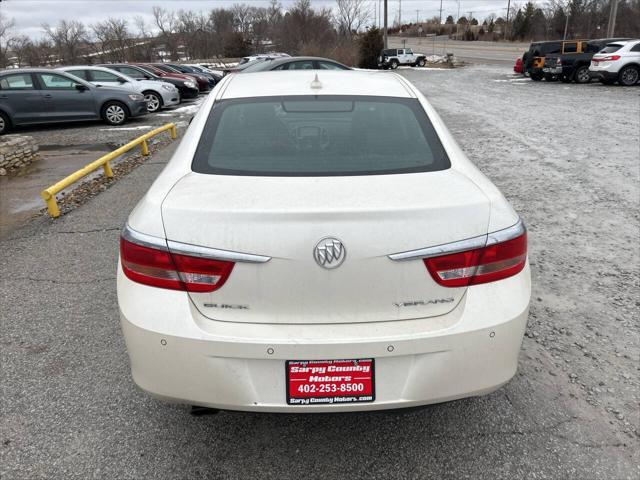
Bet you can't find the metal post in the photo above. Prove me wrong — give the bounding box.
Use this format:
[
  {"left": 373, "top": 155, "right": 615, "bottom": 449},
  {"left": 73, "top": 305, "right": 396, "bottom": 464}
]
[
  {"left": 607, "top": 0, "right": 619, "bottom": 38},
  {"left": 563, "top": 12, "right": 570, "bottom": 39},
  {"left": 439, "top": 0, "right": 443, "bottom": 24},
  {"left": 384, "top": 0, "right": 388, "bottom": 48},
  {"left": 398, "top": 0, "right": 401, "bottom": 27},
  {"left": 505, "top": 0, "right": 511, "bottom": 39}
]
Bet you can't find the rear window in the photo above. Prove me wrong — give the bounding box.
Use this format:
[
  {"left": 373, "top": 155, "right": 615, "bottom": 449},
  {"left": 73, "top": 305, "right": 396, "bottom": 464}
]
[
  {"left": 600, "top": 44, "right": 623, "bottom": 53},
  {"left": 192, "top": 95, "right": 450, "bottom": 177}
]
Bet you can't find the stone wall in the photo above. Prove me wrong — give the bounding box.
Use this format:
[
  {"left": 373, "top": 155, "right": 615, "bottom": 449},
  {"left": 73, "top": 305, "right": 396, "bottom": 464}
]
[{"left": 0, "top": 135, "right": 40, "bottom": 176}]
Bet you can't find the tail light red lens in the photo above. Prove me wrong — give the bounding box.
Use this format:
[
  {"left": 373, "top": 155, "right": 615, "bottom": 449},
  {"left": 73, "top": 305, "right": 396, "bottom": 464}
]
[
  {"left": 120, "top": 237, "right": 234, "bottom": 292},
  {"left": 424, "top": 232, "right": 527, "bottom": 288}
]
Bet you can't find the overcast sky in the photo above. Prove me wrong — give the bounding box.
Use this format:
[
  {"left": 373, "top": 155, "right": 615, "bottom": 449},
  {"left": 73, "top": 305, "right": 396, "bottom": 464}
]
[{"left": 1, "top": 0, "right": 510, "bottom": 39}]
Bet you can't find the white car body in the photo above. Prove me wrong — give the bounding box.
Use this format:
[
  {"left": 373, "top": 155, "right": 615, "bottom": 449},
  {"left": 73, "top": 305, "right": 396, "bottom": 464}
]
[
  {"left": 118, "top": 71, "right": 530, "bottom": 412},
  {"left": 589, "top": 39, "right": 640, "bottom": 85},
  {"left": 57, "top": 66, "right": 180, "bottom": 112}
]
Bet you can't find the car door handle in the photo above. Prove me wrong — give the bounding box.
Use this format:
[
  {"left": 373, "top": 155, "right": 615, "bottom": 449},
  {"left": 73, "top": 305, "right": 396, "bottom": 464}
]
[
  {"left": 0, "top": 95, "right": 7, "bottom": 99},
  {"left": 43, "top": 94, "right": 53, "bottom": 98}
]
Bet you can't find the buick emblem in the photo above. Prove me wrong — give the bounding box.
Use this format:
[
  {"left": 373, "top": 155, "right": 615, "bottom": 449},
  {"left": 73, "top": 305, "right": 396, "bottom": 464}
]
[{"left": 314, "top": 237, "right": 346, "bottom": 269}]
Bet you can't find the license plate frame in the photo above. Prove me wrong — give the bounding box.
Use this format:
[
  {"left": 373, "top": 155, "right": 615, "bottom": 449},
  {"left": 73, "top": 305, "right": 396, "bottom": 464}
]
[{"left": 286, "top": 359, "right": 375, "bottom": 406}]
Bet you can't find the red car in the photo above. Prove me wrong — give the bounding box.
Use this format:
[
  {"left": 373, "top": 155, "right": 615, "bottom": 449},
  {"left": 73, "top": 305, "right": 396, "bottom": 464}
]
[
  {"left": 134, "top": 64, "right": 207, "bottom": 92},
  {"left": 514, "top": 57, "right": 524, "bottom": 74}
]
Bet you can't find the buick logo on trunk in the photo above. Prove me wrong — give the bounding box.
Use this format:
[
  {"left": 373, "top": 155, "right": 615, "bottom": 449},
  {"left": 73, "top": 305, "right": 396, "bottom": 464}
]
[{"left": 314, "top": 237, "right": 346, "bottom": 269}]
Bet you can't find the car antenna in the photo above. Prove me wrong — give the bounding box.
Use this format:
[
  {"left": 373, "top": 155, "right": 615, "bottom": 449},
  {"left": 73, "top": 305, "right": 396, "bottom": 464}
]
[{"left": 310, "top": 74, "right": 322, "bottom": 90}]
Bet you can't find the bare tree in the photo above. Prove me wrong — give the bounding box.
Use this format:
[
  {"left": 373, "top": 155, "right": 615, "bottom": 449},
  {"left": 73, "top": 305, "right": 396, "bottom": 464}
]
[
  {"left": 42, "top": 20, "right": 88, "bottom": 64},
  {"left": 152, "top": 6, "right": 179, "bottom": 60},
  {"left": 334, "top": 0, "right": 371, "bottom": 38},
  {"left": 93, "top": 18, "right": 131, "bottom": 62},
  {"left": 9, "top": 34, "right": 31, "bottom": 66},
  {"left": 0, "top": 12, "right": 16, "bottom": 68},
  {"left": 133, "top": 16, "right": 156, "bottom": 62}
]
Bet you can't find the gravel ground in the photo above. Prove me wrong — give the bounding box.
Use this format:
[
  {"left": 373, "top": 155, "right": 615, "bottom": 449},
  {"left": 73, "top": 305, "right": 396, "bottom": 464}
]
[{"left": 1, "top": 65, "right": 638, "bottom": 479}]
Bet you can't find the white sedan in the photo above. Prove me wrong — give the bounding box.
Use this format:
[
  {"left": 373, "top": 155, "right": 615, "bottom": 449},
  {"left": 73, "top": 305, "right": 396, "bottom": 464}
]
[
  {"left": 117, "top": 71, "right": 530, "bottom": 412},
  {"left": 58, "top": 66, "right": 180, "bottom": 112}
]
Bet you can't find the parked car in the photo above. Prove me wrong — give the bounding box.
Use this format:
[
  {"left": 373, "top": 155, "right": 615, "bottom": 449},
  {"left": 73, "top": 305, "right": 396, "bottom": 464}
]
[
  {"left": 0, "top": 68, "right": 148, "bottom": 134},
  {"left": 117, "top": 70, "right": 530, "bottom": 413},
  {"left": 241, "top": 56, "right": 351, "bottom": 73},
  {"left": 102, "top": 64, "right": 199, "bottom": 101},
  {"left": 514, "top": 57, "right": 524, "bottom": 74},
  {"left": 238, "top": 53, "right": 290, "bottom": 65},
  {"left": 378, "top": 48, "right": 427, "bottom": 69},
  {"left": 57, "top": 66, "right": 179, "bottom": 113},
  {"left": 149, "top": 64, "right": 210, "bottom": 92},
  {"left": 161, "top": 63, "right": 220, "bottom": 88},
  {"left": 133, "top": 64, "right": 204, "bottom": 94},
  {"left": 589, "top": 39, "right": 640, "bottom": 86},
  {"left": 523, "top": 40, "right": 563, "bottom": 80},
  {"left": 184, "top": 64, "right": 224, "bottom": 83},
  {"left": 542, "top": 38, "right": 632, "bottom": 83}
]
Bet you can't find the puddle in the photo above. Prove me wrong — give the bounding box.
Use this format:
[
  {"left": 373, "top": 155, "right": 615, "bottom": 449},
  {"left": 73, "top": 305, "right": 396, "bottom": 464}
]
[{"left": 0, "top": 143, "right": 130, "bottom": 238}]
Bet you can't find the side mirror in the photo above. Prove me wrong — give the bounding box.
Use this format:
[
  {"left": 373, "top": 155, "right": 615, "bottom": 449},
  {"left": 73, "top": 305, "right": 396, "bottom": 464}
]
[
  {"left": 118, "top": 77, "right": 127, "bottom": 84},
  {"left": 75, "top": 83, "right": 89, "bottom": 91},
  {"left": 145, "top": 75, "right": 152, "bottom": 80}
]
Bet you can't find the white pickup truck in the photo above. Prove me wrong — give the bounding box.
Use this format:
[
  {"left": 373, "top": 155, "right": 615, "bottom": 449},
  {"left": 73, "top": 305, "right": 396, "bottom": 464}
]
[{"left": 378, "top": 48, "right": 427, "bottom": 69}]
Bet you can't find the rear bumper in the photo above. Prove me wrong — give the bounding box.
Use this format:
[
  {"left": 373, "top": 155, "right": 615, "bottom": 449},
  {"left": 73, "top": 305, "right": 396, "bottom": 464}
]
[
  {"left": 589, "top": 70, "right": 618, "bottom": 81},
  {"left": 118, "top": 264, "right": 530, "bottom": 412}
]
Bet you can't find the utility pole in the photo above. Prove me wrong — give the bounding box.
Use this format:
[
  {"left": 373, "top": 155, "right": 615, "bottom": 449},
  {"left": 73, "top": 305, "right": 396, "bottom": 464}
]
[
  {"left": 384, "top": 0, "right": 388, "bottom": 48},
  {"left": 563, "top": 11, "right": 570, "bottom": 39},
  {"left": 606, "top": 0, "right": 619, "bottom": 37},
  {"left": 416, "top": 9, "right": 420, "bottom": 24},
  {"left": 398, "top": 0, "right": 401, "bottom": 28},
  {"left": 505, "top": 0, "right": 511, "bottom": 39},
  {"left": 439, "top": 0, "right": 443, "bottom": 24}
]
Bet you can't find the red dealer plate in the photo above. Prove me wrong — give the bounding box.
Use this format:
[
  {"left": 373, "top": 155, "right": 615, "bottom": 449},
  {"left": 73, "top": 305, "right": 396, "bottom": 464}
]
[{"left": 286, "top": 359, "right": 375, "bottom": 406}]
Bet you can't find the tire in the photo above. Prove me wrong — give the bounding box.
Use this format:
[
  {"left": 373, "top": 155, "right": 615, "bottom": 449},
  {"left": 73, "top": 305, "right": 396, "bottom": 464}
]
[
  {"left": 618, "top": 65, "right": 639, "bottom": 86},
  {"left": 101, "top": 101, "right": 128, "bottom": 126},
  {"left": 0, "top": 111, "right": 10, "bottom": 135},
  {"left": 390, "top": 59, "right": 399, "bottom": 70},
  {"left": 574, "top": 66, "right": 591, "bottom": 84},
  {"left": 416, "top": 58, "right": 426, "bottom": 67},
  {"left": 142, "top": 91, "right": 163, "bottom": 113}
]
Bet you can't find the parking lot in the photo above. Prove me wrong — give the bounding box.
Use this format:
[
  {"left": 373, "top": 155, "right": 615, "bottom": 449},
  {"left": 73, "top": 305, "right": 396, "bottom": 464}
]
[{"left": 1, "top": 65, "right": 638, "bottom": 479}]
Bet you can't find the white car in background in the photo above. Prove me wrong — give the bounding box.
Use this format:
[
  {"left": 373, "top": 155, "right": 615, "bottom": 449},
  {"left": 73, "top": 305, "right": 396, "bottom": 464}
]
[
  {"left": 117, "top": 71, "right": 530, "bottom": 413},
  {"left": 589, "top": 39, "right": 640, "bottom": 86},
  {"left": 57, "top": 66, "right": 180, "bottom": 112}
]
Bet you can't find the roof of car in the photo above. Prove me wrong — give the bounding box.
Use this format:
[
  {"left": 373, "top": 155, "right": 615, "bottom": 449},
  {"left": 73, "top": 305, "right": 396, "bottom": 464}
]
[
  {"left": 220, "top": 70, "right": 414, "bottom": 99},
  {"left": 0, "top": 68, "right": 60, "bottom": 74},
  {"left": 242, "top": 56, "right": 350, "bottom": 72}
]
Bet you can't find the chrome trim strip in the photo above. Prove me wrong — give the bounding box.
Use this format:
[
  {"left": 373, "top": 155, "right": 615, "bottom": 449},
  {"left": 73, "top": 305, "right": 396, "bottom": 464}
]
[
  {"left": 388, "top": 234, "right": 486, "bottom": 261},
  {"left": 388, "top": 218, "right": 525, "bottom": 261},
  {"left": 122, "top": 224, "right": 169, "bottom": 251},
  {"left": 166, "top": 240, "right": 271, "bottom": 263},
  {"left": 486, "top": 218, "right": 526, "bottom": 245},
  {"left": 123, "top": 224, "right": 271, "bottom": 263}
]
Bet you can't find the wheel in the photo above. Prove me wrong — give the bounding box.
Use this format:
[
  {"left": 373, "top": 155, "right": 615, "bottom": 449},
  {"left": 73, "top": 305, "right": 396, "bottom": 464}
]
[
  {"left": 143, "top": 91, "right": 162, "bottom": 113},
  {"left": 101, "top": 101, "right": 128, "bottom": 126},
  {"left": 530, "top": 72, "right": 543, "bottom": 81},
  {"left": 574, "top": 66, "right": 591, "bottom": 84},
  {"left": 416, "top": 58, "right": 426, "bottom": 67},
  {"left": 618, "top": 65, "right": 639, "bottom": 86},
  {"left": 390, "top": 59, "right": 399, "bottom": 69},
  {"left": 0, "top": 111, "right": 10, "bottom": 135}
]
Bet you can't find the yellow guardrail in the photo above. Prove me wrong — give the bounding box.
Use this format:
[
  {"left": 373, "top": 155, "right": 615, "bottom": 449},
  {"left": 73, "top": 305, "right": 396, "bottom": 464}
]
[{"left": 41, "top": 123, "right": 177, "bottom": 218}]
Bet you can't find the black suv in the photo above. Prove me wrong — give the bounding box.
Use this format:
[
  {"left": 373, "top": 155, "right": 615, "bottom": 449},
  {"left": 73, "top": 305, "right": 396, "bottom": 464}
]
[
  {"left": 523, "top": 41, "right": 563, "bottom": 81},
  {"left": 542, "top": 38, "right": 632, "bottom": 83}
]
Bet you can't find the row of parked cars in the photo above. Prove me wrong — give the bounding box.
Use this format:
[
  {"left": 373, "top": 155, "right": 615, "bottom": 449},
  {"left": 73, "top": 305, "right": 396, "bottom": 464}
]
[
  {"left": 0, "top": 62, "right": 223, "bottom": 135},
  {"left": 0, "top": 56, "right": 358, "bottom": 134},
  {"left": 514, "top": 38, "right": 640, "bottom": 86}
]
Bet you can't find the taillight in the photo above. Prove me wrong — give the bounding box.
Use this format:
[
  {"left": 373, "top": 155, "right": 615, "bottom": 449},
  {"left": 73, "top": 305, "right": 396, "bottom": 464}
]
[
  {"left": 120, "top": 236, "right": 234, "bottom": 292},
  {"left": 599, "top": 55, "right": 620, "bottom": 61},
  {"left": 424, "top": 229, "right": 527, "bottom": 288}
]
